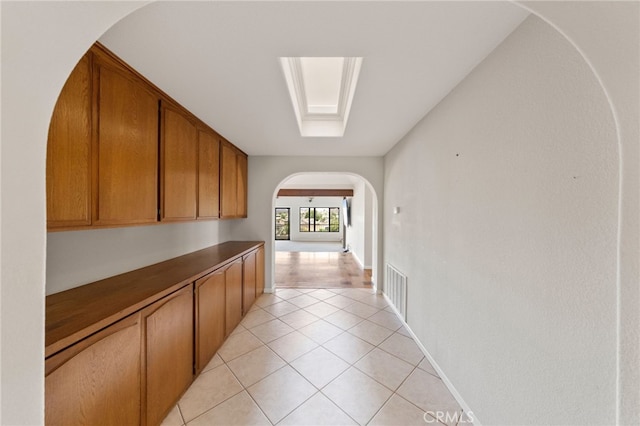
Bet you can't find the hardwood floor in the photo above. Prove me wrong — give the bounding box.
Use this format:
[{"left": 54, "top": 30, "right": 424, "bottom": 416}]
[{"left": 275, "top": 251, "right": 373, "bottom": 289}]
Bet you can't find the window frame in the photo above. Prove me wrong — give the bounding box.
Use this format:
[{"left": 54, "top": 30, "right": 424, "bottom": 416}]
[
  {"left": 275, "top": 208, "right": 290, "bottom": 240},
  {"left": 299, "top": 207, "right": 341, "bottom": 233}
]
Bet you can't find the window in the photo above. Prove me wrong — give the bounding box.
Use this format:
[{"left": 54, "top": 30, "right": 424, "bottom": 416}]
[
  {"left": 275, "top": 208, "right": 290, "bottom": 240},
  {"left": 300, "top": 207, "right": 340, "bottom": 232}
]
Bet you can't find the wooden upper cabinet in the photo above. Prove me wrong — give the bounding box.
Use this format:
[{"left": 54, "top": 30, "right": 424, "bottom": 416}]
[
  {"left": 94, "top": 59, "right": 159, "bottom": 226},
  {"left": 161, "top": 104, "right": 198, "bottom": 221},
  {"left": 236, "top": 152, "right": 248, "bottom": 218},
  {"left": 47, "top": 54, "right": 93, "bottom": 229},
  {"left": 45, "top": 313, "right": 142, "bottom": 426},
  {"left": 197, "top": 129, "right": 220, "bottom": 219},
  {"left": 220, "top": 140, "right": 248, "bottom": 219},
  {"left": 220, "top": 140, "right": 238, "bottom": 219},
  {"left": 46, "top": 43, "right": 248, "bottom": 230}
]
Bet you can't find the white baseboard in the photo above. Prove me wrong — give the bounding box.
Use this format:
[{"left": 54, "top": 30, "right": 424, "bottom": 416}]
[
  {"left": 351, "top": 251, "right": 364, "bottom": 269},
  {"left": 382, "top": 293, "right": 481, "bottom": 426}
]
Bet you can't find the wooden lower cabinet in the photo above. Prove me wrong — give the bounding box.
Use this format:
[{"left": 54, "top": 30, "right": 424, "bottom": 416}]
[
  {"left": 256, "top": 246, "right": 265, "bottom": 296},
  {"left": 243, "top": 250, "right": 257, "bottom": 314},
  {"left": 45, "top": 313, "right": 142, "bottom": 426},
  {"left": 195, "top": 269, "right": 226, "bottom": 373},
  {"left": 45, "top": 243, "right": 265, "bottom": 426},
  {"left": 142, "top": 285, "right": 194, "bottom": 426},
  {"left": 225, "top": 259, "right": 244, "bottom": 336}
]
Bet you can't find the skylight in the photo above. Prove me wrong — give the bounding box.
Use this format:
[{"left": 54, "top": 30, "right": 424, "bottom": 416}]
[
  {"left": 300, "top": 57, "right": 344, "bottom": 114},
  {"left": 280, "top": 56, "right": 362, "bottom": 137}
]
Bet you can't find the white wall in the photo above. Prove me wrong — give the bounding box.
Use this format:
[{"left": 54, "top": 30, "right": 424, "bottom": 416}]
[
  {"left": 346, "top": 181, "right": 373, "bottom": 269},
  {"left": 364, "top": 185, "right": 373, "bottom": 268},
  {"left": 275, "top": 197, "right": 343, "bottom": 243},
  {"left": 0, "top": 2, "right": 150, "bottom": 423},
  {"left": 47, "top": 221, "right": 233, "bottom": 295},
  {"left": 228, "top": 156, "right": 384, "bottom": 293},
  {"left": 384, "top": 14, "right": 620, "bottom": 425},
  {"left": 523, "top": 3, "right": 640, "bottom": 424}
]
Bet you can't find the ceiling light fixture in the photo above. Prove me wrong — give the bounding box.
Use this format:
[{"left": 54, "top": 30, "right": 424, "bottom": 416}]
[{"left": 280, "top": 56, "right": 363, "bottom": 137}]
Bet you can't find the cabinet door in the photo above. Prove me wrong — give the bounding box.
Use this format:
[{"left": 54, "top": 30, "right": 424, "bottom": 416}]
[
  {"left": 220, "top": 141, "right": 238, "bottom": 219},
  {"left": 236, "top": 152, "right": 248, "bottom": 217},
  {"left": 243, "top": 251, "right": 257, "bottom": 314},
  {"left": 161, "top": 105, "right": 198, "bottom": 221},
  {"left": 198, "top": 129, "right": 220, "bottom": 219},
  {"left": 95, "top": 63, "right": 158, "bottom": 226},
  {"left": 195, "top": 269, "right": 225, "bottom": 373},
  {"left": 256, "top": 246, "right": 265, "bottom": 296},
  {"left": 45, "top": 313, "right": 142, "bottom": 426},
  {"left": 143, "top": 285, "right": 194, "bottom": 426},
  {"left": 47, "top": 53, "right": 92, "bottom": 229},
  {"left": 225, "top": 259, "right": 244, "bottom": 336}
]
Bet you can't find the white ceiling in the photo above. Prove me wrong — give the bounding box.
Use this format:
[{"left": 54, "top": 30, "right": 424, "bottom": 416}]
[{"left": 99, "top": 1, "right": 528, "bottom": 157}]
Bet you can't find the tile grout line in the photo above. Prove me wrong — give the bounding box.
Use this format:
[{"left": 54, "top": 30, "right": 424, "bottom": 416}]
[{"left": 173, "top": 288, "right": 439, "bottom": 426}]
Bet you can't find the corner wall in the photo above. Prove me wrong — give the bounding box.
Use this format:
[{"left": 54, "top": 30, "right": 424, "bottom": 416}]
[
  {"left": 384, "top": 15, "right": 619, "bottom": 424},
  {"left": 346, "top": 181, "right": 373, "bottom": 269}
]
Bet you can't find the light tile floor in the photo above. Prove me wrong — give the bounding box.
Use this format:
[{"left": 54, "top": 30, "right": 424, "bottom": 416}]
[{"left": 162, "top": 288, "right": 472, "bottom": 426}]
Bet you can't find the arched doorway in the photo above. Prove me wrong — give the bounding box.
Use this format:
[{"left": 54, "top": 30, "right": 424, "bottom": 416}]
[{"left": 272, "top": 172, "right": 378, "bottom": 292}]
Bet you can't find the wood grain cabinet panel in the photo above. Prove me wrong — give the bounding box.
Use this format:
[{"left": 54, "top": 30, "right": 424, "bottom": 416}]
[
  {"left": 142, "top": 285, "right": 194, "bottom": 426},
  {"left": 45, "top": 313, "right": 142, "bottom": 426},
  {"left": 220, "top": 141, "right": 238, "bottom": 219},
  {"left": 46, "top": 54, "right": 92, "bottom": 228},
  {"left": 256, "top": 246, "right": 265, "bottom": 297},
  {"left": 161, "top": 105, "right": 198, "bottom": 221},
  {"left": 243, "top": 250, "right": 257, "bottom": 314},
  {"left": 220, "top": 140, "right": 248, "bottom": 219},
  {"left": 47, "top": 44, "right": 249, "bottom": 230},
  {"left": 236, "top": 152, "right": 248, "bottom": 217},
  {"left": 198, "top": 129, "right": 221, "bottom": 219},
  {"left": 225, "top": 259, "right": 244, "bottom": 336},
  {"left": 195, "top": 269, "right": 225, "bottom": 373},
  {"left": 94, "top": 63, "right": 159, "bottom": 225}
]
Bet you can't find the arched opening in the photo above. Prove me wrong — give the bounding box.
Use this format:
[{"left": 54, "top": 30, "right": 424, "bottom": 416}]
[{"left": 270, "top": 172, "right": 380, "bottom": 293}]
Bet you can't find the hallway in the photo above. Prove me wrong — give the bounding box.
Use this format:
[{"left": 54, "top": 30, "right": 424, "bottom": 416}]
[{"left": 162, "top": 288, "right": 467, "bottom": 426}]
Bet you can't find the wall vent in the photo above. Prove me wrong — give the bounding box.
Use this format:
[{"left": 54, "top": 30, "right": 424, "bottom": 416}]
[{"left": 385, "top": 264, "right": 407, "bottom": 321}]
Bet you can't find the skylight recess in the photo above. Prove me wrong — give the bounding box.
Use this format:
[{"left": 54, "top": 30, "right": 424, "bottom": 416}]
[
  {"left": 300, "top": 57, "right": 344, "bottom": 114},
  {"left": 280, "top": 56, "right": 362, "bottom": 137}
]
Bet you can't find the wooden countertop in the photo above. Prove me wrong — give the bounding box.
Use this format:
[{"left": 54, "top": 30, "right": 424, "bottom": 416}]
[{"left": 46, "top": 241, "right": 264, "bottom": 358}]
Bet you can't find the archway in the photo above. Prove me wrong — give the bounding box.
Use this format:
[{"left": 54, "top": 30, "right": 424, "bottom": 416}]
[{"left": 271, "top": 172, "right": 379, "bottom": 293}]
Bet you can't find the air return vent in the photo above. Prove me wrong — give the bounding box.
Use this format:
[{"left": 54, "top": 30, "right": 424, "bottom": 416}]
[{"left": 384, "top": 264, "right": 407, "bottom": 321}]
